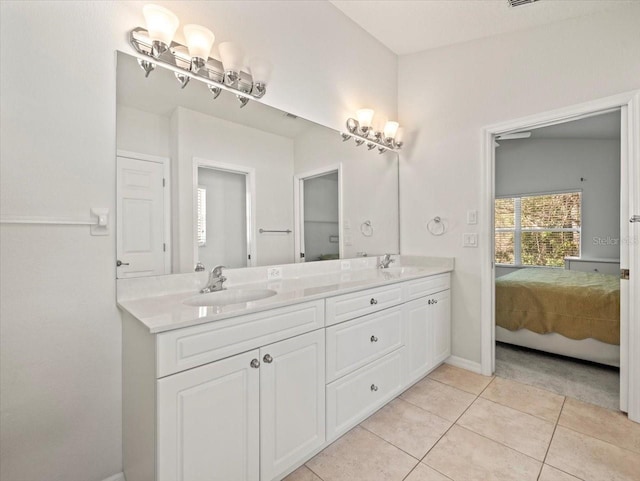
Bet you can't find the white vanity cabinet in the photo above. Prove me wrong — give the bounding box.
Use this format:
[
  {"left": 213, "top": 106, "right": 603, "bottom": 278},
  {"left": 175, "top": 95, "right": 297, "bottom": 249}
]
[
  {"left": 156, "top": 330, "right": 325, "bottom": 481},
  {"left": 123, "top": 270, "right": 452, "bottom": 481}
]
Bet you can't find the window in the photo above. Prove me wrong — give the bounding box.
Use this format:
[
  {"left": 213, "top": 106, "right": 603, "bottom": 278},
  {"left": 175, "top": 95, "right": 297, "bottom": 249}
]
[
  {"left": 197, "top": 186, "right": 206, "bottom": 247},
  {"left": 495, "top": 191, "right": 581, "bottom": 267}
]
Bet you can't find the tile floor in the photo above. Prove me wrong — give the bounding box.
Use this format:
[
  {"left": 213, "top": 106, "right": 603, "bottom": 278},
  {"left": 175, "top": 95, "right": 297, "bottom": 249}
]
[{"left": 284, "top": 364, "right": 640, "bottom": 481}]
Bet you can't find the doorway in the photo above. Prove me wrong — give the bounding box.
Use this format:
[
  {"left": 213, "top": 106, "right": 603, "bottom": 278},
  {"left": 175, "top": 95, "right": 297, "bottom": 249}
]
[
  {"left": 193, "top": 158, "right": 256, "bottom": 269},
  {"left": 294, "top": 165, "right": 343, "bottom": 263},
  {"left": 480, "top": 91, "right": 640, "bottom": 422}
]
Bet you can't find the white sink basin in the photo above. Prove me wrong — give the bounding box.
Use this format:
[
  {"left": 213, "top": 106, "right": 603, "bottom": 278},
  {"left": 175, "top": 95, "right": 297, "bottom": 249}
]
[
  {"left": 183, "top": 288, "right": 277, "bottom": 307},
  {"left": 380, "top": 266, "right": 421, "bottom": 276}
]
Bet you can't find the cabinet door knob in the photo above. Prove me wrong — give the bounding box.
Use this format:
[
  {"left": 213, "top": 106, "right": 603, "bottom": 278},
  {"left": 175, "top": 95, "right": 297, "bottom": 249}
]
[
  {"left": 370, "top": 384, "right": 379, "bottom": 392},
  {"left": 263, "top": 354, "right": 273, "bottom": 363},
  {"left": 428, "top": 299, "right": 432, "bottom": 305},
  {"left": 250, "top": 359, "right": 260, "bottom": 369},
  {"left": 370, "top": 335, "right": 378, "bottom": 343},
  {"left": 370, "top": 298, "right": 378, "bottom": 305},
  {"left": 434, "top": 299, "right": 438, "bottom": 304}
]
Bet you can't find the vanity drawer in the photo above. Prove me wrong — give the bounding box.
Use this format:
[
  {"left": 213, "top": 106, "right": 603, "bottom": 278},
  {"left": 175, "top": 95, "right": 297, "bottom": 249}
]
[
  {"left": 326, "top": 348, "right": 405, "bottom": 441},
  {"left": 326, "top": 306, "right": 404, "bottom": 383},
  {"left": 325, "top": 284, "right": 403, "bottom": 326},
  {"left": 156, "top": 300, "right": 324, "bottom": 377},
  {"left": 403, "top": 273, "right": 450, "bottom": 301}
]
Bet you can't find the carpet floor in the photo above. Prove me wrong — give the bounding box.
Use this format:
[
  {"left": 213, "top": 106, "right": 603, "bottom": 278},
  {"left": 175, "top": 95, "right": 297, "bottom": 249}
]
[{"left": 495, "top": 342, "right": 620, "bottom": 411}]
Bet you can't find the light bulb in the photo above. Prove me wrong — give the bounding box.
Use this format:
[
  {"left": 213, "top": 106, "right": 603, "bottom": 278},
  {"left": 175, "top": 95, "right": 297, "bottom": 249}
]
[
  {"left": 218, "top": 42, "right": 244, "bottom": 73},
  {"left": 184, "top": 24, "right": 215, "bottom": 63},
  {"left": 143, "top": 4, "right": 179, "bottom": 56},
  {"left": 248, "top": 57, "right": 272, "bottom": 85},
  {"left": 383, "top": 121, "right": 399, "bottom": 140},
  {"left": 356, "top": 109, "right": 375, "bottom": 129}
]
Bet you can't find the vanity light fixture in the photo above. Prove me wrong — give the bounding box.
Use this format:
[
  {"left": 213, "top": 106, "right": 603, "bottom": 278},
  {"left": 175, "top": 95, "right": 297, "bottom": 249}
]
[
  {"left": 130, "top": 5, "right": 270, "bottom": 106},
  {"left": 343, "top": 110, "right": 404, "bottom": 153}
]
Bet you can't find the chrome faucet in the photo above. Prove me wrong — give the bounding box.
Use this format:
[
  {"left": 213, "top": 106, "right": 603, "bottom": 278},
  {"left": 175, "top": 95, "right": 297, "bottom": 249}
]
[
  {"left": 378, "top": 254, "right": 395, "bottom": 269},
  {"left": 200, "top": 265, "right": 227, "bottom": 293}
]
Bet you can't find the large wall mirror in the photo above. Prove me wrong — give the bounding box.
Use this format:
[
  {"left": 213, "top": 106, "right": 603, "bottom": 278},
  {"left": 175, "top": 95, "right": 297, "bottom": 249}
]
[{"left": 116, "top": 52, "right": 399, "bottom": 278}]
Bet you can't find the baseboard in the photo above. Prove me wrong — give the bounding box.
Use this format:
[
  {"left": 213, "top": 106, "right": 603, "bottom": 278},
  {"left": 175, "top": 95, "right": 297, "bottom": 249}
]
[
  {"left": 445, "top": 355, "right": 483, "bottom": 374},
  {"left": 102, "top": 473, "right": 125, "bottom": 481}
]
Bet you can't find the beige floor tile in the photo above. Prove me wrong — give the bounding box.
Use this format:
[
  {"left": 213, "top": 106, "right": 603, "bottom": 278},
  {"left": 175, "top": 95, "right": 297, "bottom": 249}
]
[
  {"left": 546, "top": 426, "right": 640, "bottom": 481},
  {"left": 400, "top": 378, "right": 476, "bottom": 422},
  {"left": 283, "top": 465, "right": 323, "bottom": 481},
  {"left": 538, "top": 464, "right": 582, "bottom": 481},
  {"left": 427, "top": 364, "right": 493, "bottom": 395},
  {"left": 481, "top": 377, "right": 565, "bottom": 423},
  {"left": 559, "top": 397, "right": 640, "bottom": 454},
  {"left": 456, "top": 397, "right": 555, "bottom": 460},
  {"left": 361, "top": 398, "right": 451, "bottom": 459},
  {"left": 404, "top": 463, "right": 452, "bottom": 481},
  {"left": 423, "top": 425, "right": 541, "bottom": 481},
  {"left": 306, "top": 426, "right": 417, "bottom": 481}
]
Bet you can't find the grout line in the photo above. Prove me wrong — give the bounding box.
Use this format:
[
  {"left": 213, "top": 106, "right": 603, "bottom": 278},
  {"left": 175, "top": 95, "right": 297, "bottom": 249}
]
[
  {"left": 304, "top": 463, "right": 325, "bottom": 481},
  {"left": 358, "top": 423, "right": 424, "bottom": 461},
  {"left": 485, "top": 375, "right": 566, "bottom": 424},
  {"left": 540, "top": 463, "right": 587, "bottom": 481},
  {"left": 556, "top": 423, "right": 640, "bottom": 456},
  {"left": 538, "top": 397, "right": 566, "bottom": 480}
]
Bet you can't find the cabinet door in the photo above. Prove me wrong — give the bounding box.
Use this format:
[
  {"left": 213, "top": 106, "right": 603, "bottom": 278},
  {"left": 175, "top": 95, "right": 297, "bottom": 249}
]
[
  {"left": 157, "top": 350, "right": 260, "bottom": 481},
  {"left": 431, "top": 290, "right": 451, "bottom": 366},
  {"left": 260, "top": 330, "right": 325, "bottom": 481},
  {"left": 403, "top": 290, "right": 451, "bottom": 385},
  {"left": 403, "top": 297, "right": 431, "bottom": 385}
]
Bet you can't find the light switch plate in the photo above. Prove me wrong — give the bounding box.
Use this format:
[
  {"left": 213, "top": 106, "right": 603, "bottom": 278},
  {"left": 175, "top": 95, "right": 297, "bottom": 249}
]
[
  {"left": 467, "top": 210, "right": 478, "bottom": 225},
  {"left": 463, "top": 233, "right": 478, "bottom": 247},
  {"left": 344, "top": 235, "right": 353, "bottom": 246},
  {"left": 267, "top": 266, "right": 282, "bottom": 280}
]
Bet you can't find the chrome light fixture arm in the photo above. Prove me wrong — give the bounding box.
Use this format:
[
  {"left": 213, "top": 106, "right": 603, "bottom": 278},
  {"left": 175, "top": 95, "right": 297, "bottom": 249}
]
[{"left": 342, "top": 117, "right": 404, "bottom": 154}]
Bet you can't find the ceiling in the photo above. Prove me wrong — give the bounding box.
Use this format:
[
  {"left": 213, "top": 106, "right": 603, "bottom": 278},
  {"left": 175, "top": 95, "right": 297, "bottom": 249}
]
[{"left": 329, "top": 0, "right": 634, "bottom": 55}]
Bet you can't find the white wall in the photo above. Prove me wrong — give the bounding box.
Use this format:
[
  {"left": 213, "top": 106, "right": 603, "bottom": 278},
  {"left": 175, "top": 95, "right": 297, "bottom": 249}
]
[
  {"left": 116, "top": 105, "right": 170, "bottom": 158},
  {"left": 0, "top": 2, "right": 397, "bottom": 480},
  {"left": 398, "top": 5, "right": 640, "bottom": 365},
  {"left": 172, "top": 107, "right": 295, "bottom": 270},
  {"left": 294, "top": 125, "right": 400, "bottom": 258},
  {"left": 496, "top": 137, "right": 621, "bottom": 260}
]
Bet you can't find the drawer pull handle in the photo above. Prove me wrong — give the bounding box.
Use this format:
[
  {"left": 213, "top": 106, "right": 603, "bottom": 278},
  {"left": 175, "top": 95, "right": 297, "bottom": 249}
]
[
  {"left": 370, "top": 335, "right": 378, "bottom": 343},
  {"left": 263, "top": 354, "right": 273, "bottom": 364},
  {"left": 370, "top": 384, "right": 379, "bottom": 392},
  {"left": 250, "top": 359, "right": 260, "bottom": 369},
  {"left": 370, "top": 298, "right": 378, "bottom": 305}
]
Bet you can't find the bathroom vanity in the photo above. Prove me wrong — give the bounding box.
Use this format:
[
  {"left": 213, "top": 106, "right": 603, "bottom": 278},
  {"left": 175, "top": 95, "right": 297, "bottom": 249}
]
[{"left": 119, "top": 257, "right": 453, "bottom": 481}]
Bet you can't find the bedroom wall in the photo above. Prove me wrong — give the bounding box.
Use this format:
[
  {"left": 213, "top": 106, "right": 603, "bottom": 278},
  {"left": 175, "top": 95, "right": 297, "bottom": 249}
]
[
  {"left": 0, "top": 2, "right": 397, "bottom": 481},
  {"left": 495, "top": 137, "right": 621, "bottom": 272},
  {"left": 398, "top": 5, "right": 640, "bottom": 366}
]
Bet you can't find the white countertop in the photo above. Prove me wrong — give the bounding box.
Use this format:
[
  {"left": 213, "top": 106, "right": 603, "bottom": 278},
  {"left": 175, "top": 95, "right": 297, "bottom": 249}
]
[{"left": 118, "top": 261, "right": 453, "bottom": 334}]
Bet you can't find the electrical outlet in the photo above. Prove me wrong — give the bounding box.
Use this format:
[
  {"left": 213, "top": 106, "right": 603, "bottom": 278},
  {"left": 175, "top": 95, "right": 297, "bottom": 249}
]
[
  {"left": 267, "top": 266, "right": 282, "bottom": 280},
  {"left": 463, "top": 233, "right": 478, "bottom": 247},
  {"left": 344, "top": 219, "right": 351, "bottom": 229},
  {"left": 341, "top": 260, "right": 351, "bottom": 270},
  {"left": 467, "top": 210, "right": 478, "bottom": 225},
  {"left": 344, "top": 235, "right": 353, "bottom": 246}
]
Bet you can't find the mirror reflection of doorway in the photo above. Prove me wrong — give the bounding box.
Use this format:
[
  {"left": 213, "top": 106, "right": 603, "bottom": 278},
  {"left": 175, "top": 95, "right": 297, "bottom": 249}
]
[
  {"left": 194, "top": 158, "right": 256, "bottom": 270},
  {"left": 295, "top": 166, "right": 342, "bottom": 262}
]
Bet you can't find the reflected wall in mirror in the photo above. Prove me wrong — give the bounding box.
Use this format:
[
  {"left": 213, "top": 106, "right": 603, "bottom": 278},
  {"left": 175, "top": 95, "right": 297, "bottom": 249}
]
[{"left": 116, "top": 52, "right": 399, "bottom": 277}]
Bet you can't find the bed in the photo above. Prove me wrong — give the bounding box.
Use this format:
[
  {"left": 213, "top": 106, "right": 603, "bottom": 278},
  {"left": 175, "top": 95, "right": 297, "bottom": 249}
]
[{"left": 495, "top": 268, "right": 620, "bottom": 366}]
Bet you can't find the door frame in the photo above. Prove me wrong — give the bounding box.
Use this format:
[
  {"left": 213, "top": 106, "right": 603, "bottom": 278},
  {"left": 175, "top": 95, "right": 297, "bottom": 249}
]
[
  {"left": 116, "top": 149, "right": 171, "bottom": 275},
  {"left": 193, "top": 157, "right": 257, "bottom": 267},
  {"left": 294, "top": 164, "right": 343, "bottom": 263},
  {"left": 479, "top": 90, "right": 640, "bottom": 421}
]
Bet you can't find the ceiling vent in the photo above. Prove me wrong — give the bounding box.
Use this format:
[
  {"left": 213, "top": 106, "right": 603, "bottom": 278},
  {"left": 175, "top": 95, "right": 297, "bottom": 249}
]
[{"left": 508, "top": 0, "right": 538, "bottom": 7}]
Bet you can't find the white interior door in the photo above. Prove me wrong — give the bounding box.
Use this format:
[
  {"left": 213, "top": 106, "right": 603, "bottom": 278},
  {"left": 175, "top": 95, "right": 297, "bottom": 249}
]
[
  {"left": 117, "top": 156, "right": 167, "bottom": 277},
  {"left": 620, "top": 106, "right": 630, "bottom": 413}
]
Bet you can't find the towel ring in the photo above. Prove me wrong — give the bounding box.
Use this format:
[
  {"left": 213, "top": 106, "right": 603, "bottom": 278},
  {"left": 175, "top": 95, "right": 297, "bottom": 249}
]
[
  {"left": 360, "top": 220, "right": 374, "bottom": 237},
  {"left": 427, "top": 216, "right": 446, "bottom": 236}
]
